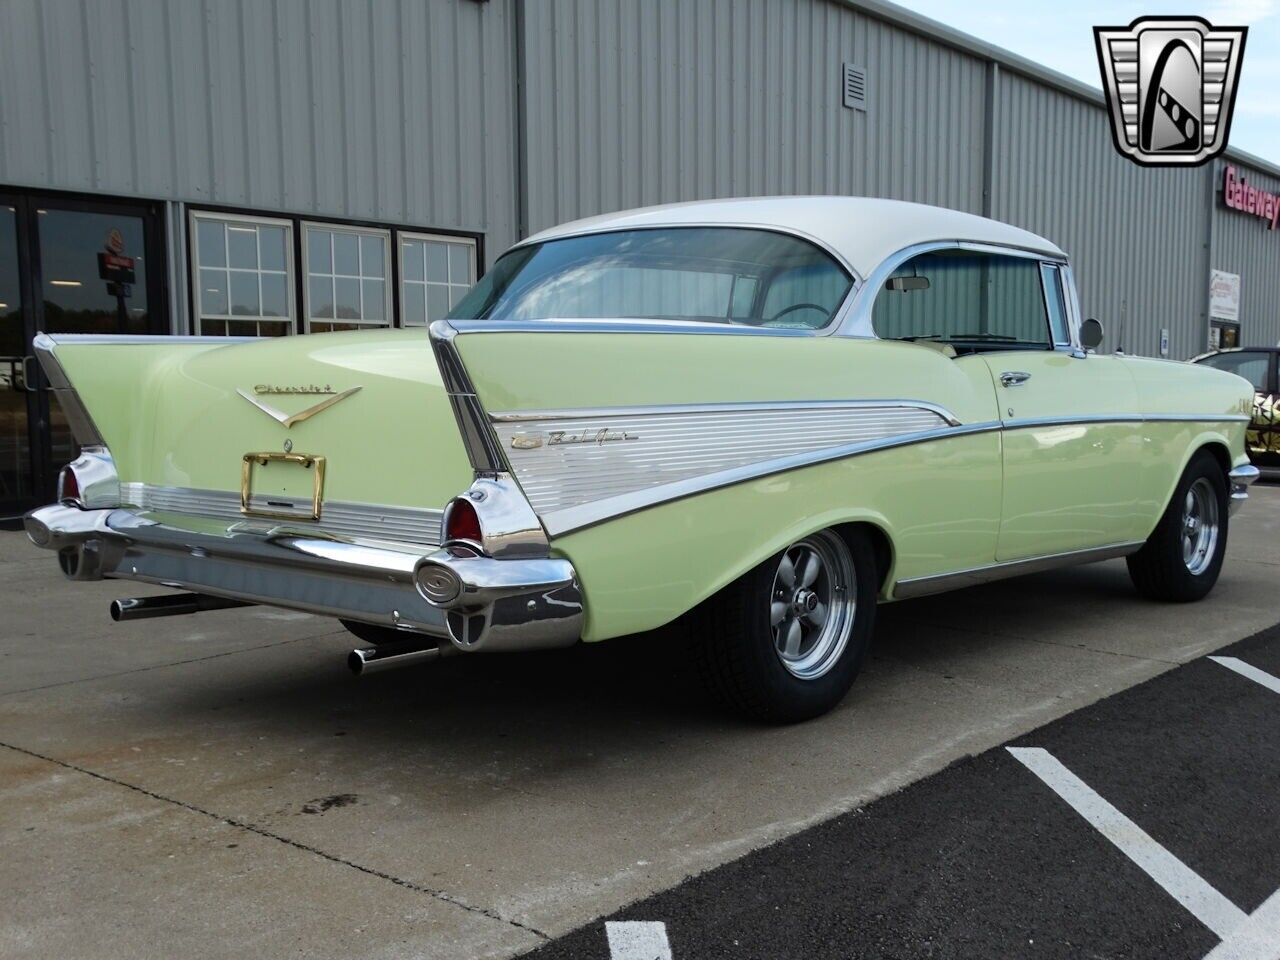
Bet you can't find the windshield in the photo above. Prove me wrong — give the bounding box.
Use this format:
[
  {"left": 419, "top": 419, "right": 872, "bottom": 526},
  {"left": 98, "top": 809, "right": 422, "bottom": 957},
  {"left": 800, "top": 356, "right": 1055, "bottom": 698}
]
[{"left": 448, "top": 227, "right": 853, "bottom": 330}]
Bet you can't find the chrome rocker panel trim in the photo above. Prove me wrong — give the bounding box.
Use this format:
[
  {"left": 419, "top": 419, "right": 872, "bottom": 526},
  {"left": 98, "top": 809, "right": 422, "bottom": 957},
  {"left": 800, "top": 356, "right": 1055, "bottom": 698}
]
[
  {"left": 893, "top": 541, "right": 1146, "bottom": 600},
  {"left": 1229, "top": 463, "right": 1260, "bottom": 516},
  {"left": 23, "top": 503, "right": 581, "bottom": 654}
]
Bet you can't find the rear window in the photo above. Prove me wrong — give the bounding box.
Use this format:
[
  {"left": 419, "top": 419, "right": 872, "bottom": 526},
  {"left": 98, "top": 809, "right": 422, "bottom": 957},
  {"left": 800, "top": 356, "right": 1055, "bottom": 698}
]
[{"left": 448, "top": 227, "right": 853, "bottom": 330}]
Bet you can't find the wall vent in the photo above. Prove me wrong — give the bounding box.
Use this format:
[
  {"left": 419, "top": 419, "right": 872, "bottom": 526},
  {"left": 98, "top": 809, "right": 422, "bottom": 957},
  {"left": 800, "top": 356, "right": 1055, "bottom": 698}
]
[{"left": 842, "top": 63, "right": 868, "bottom": 112}]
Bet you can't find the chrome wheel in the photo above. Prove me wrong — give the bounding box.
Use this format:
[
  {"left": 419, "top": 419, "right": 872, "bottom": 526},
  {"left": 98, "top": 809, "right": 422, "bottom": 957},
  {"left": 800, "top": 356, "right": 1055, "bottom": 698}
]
[
  {"left": 1181, "top": 477, "right": 1220, "bottom": 576},
  {"left": 769, "top": 530, "right": 856, "bottom": 680}
]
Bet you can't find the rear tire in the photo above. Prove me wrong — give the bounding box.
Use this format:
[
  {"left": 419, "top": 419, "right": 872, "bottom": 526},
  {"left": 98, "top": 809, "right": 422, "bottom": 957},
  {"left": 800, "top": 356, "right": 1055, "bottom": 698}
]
[
  {"left": 694, "top": 527, "right": 877, "bottom": 723},
  {"left": 1126, "top": 451, "right": 1228, "bottom": 602}
]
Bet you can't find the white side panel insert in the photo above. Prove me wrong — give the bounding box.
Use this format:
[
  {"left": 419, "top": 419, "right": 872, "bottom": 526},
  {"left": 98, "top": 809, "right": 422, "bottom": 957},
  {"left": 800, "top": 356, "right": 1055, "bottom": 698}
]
[{"left": 492, "top": 401, "right": 960, "bottom": 535}]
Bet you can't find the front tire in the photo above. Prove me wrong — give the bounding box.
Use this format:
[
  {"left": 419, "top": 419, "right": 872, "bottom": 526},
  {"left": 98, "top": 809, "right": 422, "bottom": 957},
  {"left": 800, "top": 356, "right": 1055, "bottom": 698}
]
[
  {"left": 694, "top": 527, "right": 877, "bottom": 723},
  {"left": 1126, "top": 450, "right": 1228, "bottom": 602}
]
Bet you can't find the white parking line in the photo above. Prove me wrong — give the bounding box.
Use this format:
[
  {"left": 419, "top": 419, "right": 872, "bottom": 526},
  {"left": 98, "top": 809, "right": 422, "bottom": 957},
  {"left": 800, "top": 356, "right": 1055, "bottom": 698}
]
[
  {"left": 1204, "top": 889, "right": 1280, "bottom": 960},
  {"left": 606, "top": 921, "right": 673, "bottom": 960},
  {"left": 1007, "top": 747, "right": 1246, "bottom": 940},
  {"left": 1209, "top": 656, "right": 1280, "bottom": 696}
]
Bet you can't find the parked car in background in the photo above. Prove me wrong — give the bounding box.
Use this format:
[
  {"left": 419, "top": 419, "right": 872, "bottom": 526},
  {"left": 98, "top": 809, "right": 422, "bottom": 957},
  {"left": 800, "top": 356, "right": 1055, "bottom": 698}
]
[
  {"left": 24, "top": 198, "right": 1260, "bottom": 722},
  {"left": 1192, "top": 347, "right": 1280, "bottom": 479}
]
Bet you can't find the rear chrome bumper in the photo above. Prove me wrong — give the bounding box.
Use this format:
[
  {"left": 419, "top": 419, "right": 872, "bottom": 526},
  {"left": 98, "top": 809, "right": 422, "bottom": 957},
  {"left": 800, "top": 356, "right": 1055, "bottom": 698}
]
[
  {"left": 23, "top": 502, "right": 582, "bottom": 653},
  {"left": 1229, "top": 463, "right": 1261, "bottom": 516}
]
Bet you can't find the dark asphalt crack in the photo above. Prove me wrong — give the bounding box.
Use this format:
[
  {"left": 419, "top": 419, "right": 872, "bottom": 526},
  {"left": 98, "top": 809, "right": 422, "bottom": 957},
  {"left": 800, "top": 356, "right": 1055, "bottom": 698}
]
[{"left": 0, "top": 738, "right": 551, "bottom": 942}]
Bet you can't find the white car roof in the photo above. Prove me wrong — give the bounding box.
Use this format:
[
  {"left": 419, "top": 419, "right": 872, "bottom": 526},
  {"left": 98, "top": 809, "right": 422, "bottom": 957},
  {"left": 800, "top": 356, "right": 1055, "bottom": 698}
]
[{"left": 521, "top": 196, "right": 1066, "bottom": 279}]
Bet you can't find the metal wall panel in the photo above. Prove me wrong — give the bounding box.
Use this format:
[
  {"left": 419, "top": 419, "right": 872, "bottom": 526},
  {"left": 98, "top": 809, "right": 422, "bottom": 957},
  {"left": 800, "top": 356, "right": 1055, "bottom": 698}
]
[
  {"left": 1209, "top": 159, "right": 1280, "bottom": 349},
  {"left": 0, "top": 0, "right": 519, "bottom": 259},
  {"left": 990, "top": 70, "right": 1208, "bottom": 360},
  {"left": 521, "top": 0, "right": 987, "bottom": 234}
]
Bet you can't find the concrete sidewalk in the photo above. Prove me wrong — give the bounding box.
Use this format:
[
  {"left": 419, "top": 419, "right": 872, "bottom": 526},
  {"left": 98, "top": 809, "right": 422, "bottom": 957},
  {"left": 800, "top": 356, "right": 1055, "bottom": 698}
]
[{"left": 2, "top": 486, "right": 1279, "bottom": 959}]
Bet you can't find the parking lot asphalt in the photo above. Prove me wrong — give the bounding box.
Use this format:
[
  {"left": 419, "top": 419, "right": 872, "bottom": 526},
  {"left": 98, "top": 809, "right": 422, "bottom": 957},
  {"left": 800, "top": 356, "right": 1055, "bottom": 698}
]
[
  {"left": 526, "top": 625, "right": 1280, "bottom": 960},
  {"left": 1, "top": 484, "right": 1279, "bottom": 959}
]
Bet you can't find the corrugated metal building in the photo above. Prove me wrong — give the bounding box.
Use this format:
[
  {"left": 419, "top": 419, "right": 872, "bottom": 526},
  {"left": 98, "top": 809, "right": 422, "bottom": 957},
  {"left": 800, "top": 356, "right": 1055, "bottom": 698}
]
[{"left": 1, "top": 0, "right": 1277, "bottom": 514}]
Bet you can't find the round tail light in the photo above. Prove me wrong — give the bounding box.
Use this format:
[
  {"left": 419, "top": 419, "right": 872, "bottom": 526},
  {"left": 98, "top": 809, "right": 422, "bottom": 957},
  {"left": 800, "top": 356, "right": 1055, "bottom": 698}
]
[
  {"left": 57, "top": 466, "right": 82, "bottom": 504},
  {"left": 444, "top": 496, "right": 482, "bottom": 545}
]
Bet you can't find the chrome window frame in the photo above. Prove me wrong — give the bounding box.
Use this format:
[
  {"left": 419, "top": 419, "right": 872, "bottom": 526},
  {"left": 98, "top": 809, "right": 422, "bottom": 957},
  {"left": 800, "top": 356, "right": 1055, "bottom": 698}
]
[
  {"left": 839, "top": 240, "right": 1077, "bottom": 351},
  {"left": 496, "top": 223, "right": 865, "bottom": 337},
  {"left": 1039, "top": 262, "right": 1073, "bottom": 347}
]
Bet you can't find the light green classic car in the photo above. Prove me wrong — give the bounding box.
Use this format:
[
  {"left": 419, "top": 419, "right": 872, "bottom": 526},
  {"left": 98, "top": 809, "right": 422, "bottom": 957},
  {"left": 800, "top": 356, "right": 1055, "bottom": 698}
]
[{"left": 25, "top": 198, "right": 1260, "bottom": 721}]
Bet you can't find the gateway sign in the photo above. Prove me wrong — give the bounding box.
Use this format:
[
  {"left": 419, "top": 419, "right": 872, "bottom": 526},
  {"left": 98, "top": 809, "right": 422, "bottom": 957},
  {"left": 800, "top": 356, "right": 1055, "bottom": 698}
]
[{"left": 1222, "top": 164, "right": 1280, "bottom": 230}]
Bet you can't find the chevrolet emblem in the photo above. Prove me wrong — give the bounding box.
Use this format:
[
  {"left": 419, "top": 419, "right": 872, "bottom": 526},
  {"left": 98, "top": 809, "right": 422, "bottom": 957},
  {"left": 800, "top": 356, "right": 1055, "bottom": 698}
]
[{"left": 237, "top": 385, "right": 362, "bottom": 428}]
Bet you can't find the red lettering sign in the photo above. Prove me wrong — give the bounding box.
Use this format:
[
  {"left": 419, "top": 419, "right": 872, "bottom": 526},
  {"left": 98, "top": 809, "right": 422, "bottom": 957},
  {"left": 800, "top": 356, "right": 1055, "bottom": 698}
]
[{"left": 1223, "top": 165, "right": 1280, "bottom": 230}]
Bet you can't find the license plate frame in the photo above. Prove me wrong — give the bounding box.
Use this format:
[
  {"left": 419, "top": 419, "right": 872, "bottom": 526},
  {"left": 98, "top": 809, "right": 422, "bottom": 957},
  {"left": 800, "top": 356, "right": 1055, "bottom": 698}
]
[{"left": 240, "top": 451, "right": 327, "bottom": 521}]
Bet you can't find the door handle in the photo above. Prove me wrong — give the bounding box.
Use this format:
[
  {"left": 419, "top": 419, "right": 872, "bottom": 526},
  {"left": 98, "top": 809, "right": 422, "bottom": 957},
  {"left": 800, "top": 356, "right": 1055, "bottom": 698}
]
[
  {"left": 21, "top": 355, "right": 39, "bottom": 392},
  {"left": 1000, "top": 371, "right": 1031, "bottom": 387}
]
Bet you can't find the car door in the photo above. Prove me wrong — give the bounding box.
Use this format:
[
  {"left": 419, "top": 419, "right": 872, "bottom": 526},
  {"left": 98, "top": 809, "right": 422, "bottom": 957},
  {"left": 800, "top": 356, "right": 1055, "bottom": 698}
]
[{"left": 982, "top": 262, "right": 1145, "bottom": 561}]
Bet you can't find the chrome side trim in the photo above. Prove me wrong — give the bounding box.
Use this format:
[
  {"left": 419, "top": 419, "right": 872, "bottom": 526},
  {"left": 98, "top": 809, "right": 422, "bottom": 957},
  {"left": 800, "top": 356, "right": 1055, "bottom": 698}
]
[
  {"left": 537, "top": 420, "right": 1003, "bottom": 537},
  {"left": 119, "top": 482, "right": 443, "bottom": 549},
  {"left": 1003, "top": 413, "right": 1253, "bottom": 429},
  {"left": 1228, "top": 463, "right": 1260, "bottom": 516},
  {"left": 490, "top": 398, "right": 964, "bottom": 428},
  {"left": 428, "top": 320, "right": 510, "bottom": 474},
  {"left": 36, "top": 333, "right": 254, "bottom": 345},
  {"left": 443, "top": 318, "right": 828, "bottom": 338},
  {"left": 497, "top": 403, "right": 962, "bottom": 523},
  {"left": 32, "top": 332, "right": 105, "bottom": 446},
  {"left": 893, "top": 541, "right": 1145, "bottom": 600}
]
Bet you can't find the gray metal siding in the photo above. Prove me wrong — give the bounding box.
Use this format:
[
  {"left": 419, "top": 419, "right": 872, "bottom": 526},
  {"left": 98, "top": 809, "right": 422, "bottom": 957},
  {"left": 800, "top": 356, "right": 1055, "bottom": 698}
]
[
  {"left": 1209, "top": 158, "right": 1280, "bottom": 347},
  {"left": 0, "top": 0, "right": 519, "bottom": 258},
  {"left": 990, "top": 71, "right": 1208, "bottom": 360},
  {"left": 520, "top": 0, "right": 987, "bottom": 234}
]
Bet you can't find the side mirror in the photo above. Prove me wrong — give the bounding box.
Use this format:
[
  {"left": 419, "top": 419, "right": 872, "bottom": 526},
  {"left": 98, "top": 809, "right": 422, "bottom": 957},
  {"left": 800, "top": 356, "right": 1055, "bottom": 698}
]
[{"left": 1080, "top": 318, "right": 1105, "bottom": 351}]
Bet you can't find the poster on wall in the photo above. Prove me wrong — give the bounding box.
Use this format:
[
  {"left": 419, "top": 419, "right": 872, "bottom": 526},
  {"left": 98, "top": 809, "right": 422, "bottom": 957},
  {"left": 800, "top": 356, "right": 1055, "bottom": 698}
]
[{"left": 1210, "top": 269, "right": 1241, "bottom": 322}]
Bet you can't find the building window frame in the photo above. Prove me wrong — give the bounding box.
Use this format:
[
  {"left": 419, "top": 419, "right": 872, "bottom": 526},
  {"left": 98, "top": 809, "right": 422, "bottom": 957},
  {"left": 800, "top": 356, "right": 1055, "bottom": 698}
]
[
  {"left": 398, "top": 231, "right": 479, "bottom": 328},
  {"left": 301, "top": 221, "right": 393, "bottom": 333},
  {"left": 189, "top": 209, "right": 295, "bottom": 336}
]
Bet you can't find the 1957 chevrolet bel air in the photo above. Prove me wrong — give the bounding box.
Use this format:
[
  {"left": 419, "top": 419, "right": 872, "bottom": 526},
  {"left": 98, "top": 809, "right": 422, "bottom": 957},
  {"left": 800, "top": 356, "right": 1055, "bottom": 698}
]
[{"left": 24, "top": 198, "right": 1260, "bottom": 721}]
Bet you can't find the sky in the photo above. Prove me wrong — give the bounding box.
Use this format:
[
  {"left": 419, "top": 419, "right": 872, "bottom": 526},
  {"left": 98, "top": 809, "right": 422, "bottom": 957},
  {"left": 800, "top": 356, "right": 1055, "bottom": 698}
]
[{"left": 895, "top": 1, "right": 1280, "bottom": 163}]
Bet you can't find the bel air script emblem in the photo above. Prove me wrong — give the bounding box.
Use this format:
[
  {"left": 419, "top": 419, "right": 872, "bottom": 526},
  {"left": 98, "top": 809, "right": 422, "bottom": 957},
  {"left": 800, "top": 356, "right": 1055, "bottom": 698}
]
[{"left": 510, "top": 428, "right": 639, "bottom": 450}]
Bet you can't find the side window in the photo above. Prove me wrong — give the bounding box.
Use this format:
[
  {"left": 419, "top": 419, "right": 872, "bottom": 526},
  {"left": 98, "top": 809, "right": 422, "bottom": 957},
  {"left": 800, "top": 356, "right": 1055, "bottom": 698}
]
[
  {"left": 871, "top": 250, "right": 1053, "bottom": 348},
  {"left": 1040, "top": 263, "right": 1071, "bottom": 345},
  {"left": 1200, "top": 351, "right": 1270, "bottom": 392}
]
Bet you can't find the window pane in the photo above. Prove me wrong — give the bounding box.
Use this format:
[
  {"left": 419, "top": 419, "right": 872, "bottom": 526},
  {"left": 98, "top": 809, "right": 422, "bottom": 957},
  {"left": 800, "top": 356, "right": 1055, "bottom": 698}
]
[
  {"left": 261, "top": 273, "right": 288, "bottom": 318},
  {"left": 871, "top": 251, "right": 1050, "bottom": 346},
  {"left": 361, "top": 235, "right": 386, "bottom": 277},
  {"left": 308, "top": 229, "right": 333, "bottom": 274},
  {"left": 403, "top": 240, "right": 424, "bottom": 282},
  {"left": 1041, "top": 264, "right": 1070, "bottom": 344},
  {"left": 403, "top": 283, "right": 426, "bottom": 325},
  {"left": 427, "top": 284, "right": 449, "bottom": 322},
  {"left": 333, "top": 232, "right": 359, "bottom": 276},
  {"left": 1203, "top": 352, "right": 1269, "bottom": 391},
  {"left": 425, "top": 242, "right": 449, "bottom": 283},
  {"left": 227, "top": 226, "right": 258, "bottom": 269},
  {"left": 309, "top": 277, "right": 334, "bottom": 319},
  {"left": 197, "top": 220, "right": 226, "bottom": 268},
  {"left": 363, "top": 279, "right": 385, "bottom": 321},
  {"left": 448, "top": 243, "right": 472, "bottom": 284},
  {"left": 259, "top": 226, "right": 287, "bottom": 272},
  {"left": 335, "top": 277, "right": 360, "bottom": 319},
  {"left": 229, "top": 271, "right": 260, "bottom": 316},
  {"left": 450, "top": 285, "right": 466, "bottom": 308},
  {"left": 199, "top": 268, "right": 229, "bottom": 315}
]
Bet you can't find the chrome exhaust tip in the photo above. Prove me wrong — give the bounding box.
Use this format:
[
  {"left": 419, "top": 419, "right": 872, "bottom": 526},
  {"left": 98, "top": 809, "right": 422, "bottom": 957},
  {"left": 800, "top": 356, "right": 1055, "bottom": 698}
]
[
  {"left": 347, "top": 638, "right": 445, "bottom": 676},
  {"left": 110, "top": 593, "right": 254, "bottom": 622}
]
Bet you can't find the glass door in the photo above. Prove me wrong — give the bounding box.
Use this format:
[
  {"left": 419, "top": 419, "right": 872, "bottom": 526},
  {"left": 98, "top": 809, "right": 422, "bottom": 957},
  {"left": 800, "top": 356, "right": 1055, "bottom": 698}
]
[
  {"left": 0, "top": 198, "right": 35, "bottom": 519},
  {"left": 0, "top": 191, "right": 167, "bottom": 522}
]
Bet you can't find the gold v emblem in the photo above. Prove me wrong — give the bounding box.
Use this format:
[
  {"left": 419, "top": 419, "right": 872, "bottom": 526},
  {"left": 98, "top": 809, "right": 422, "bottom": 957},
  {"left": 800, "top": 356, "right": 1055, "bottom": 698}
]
[{"left": 237, "top": 386, "right": 362, "bottom": 428}]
